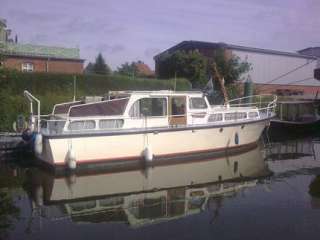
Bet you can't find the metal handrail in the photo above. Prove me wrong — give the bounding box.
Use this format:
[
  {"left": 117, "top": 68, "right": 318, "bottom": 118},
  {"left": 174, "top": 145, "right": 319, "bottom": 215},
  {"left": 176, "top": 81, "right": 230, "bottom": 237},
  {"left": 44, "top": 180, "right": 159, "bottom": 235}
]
[
  {"left": 23, "top": 90, "right": 41, "bottom": 132},
  {"left": 225, "top": 94, "right": 277, "bottom": 116},
  {"left": 26, "top": 91, "right": 277, "bottom": 135},
  {"left": 226, "top": 94, "right": 276, "bottom": 105}
]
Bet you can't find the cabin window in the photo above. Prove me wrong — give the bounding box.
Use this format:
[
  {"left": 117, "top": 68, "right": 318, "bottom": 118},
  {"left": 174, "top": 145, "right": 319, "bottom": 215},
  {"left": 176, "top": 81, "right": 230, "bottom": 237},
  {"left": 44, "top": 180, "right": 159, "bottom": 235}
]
[
  {"left": 99, "top": 119, "right": 124, "bottom": 129},
  {"left": 47, "top": 120, "right": 66, "bottom": 134},
  {"left": 225, "top": 112, "right": 247, "bottom": 121},
  {"left": 129, "top": 98, "right": 167, "bottom": 117},
  {"left": 236, "top": 112, "right": 247, "bottom": 119},
  {"left": 100, "top": 197, "right": 124, "bottom": 207},
  {"left": 68, "top": 120, "right": 96, "bottom": 131},
  {"left": 21, "top": 62, "right": 34, "bottom": 72},
  {"left": 171, "top": 98, "right": 186, "bottom": 115},
  {"left": 249, "top": 112, "right": 258, "bottom": 118},
  {"left": 189, "top": 97, "right": 207, "bottom": 109},
  {"left": 208, "top": 113, "right": 223, "bottom": 122},
  {"left": 69, "top": 201, "right": 96, "bottom": 211}
]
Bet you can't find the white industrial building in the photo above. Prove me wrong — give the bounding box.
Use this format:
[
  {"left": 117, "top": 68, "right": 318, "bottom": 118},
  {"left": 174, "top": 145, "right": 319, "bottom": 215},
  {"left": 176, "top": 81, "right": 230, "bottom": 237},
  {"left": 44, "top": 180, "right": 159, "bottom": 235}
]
[{"left": 154, "top": 41, "right": 320, "bottom": 96}]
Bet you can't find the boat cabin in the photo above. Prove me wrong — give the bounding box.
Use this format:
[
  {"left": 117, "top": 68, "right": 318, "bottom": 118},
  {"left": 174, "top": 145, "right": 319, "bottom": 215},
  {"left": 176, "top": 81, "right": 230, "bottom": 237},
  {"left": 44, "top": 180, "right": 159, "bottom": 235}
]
[{"left": 39, "top": 91, "right": 267, "bottom": 135}]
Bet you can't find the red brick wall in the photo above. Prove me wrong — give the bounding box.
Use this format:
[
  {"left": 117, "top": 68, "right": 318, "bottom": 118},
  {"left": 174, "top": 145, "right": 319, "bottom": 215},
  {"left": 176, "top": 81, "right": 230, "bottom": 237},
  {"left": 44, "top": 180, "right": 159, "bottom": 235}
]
[
  {"left": 3, "top": 56, "right": 83, "bottom": 74},
  {"left": 47, "top": 59, "right": 83, "bottom": 74},
  {"left": 4, "top": 57, "right": 47, "bottom": 72}
]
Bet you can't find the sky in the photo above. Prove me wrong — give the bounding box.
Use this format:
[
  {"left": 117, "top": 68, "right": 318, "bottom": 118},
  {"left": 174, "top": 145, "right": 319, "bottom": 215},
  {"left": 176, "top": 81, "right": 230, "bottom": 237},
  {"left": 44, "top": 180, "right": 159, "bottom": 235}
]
[{"left": 1, "top": 0, "right": 319, "bottom": 70}]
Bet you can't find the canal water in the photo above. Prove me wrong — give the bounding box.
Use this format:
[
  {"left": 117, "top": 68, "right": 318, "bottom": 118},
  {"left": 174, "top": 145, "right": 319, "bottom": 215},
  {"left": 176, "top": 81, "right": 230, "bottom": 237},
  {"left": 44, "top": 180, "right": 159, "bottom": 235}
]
[{"left": 1, "top": 135, "right": 320, "bottom": 240}]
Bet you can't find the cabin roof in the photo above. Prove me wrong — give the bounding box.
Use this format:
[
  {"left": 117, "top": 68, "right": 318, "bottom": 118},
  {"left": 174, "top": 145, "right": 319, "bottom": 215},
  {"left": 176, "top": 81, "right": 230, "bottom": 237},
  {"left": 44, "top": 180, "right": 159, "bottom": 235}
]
[
  {"left": 108, "top": 90, "right": 204, "bottom": 97},
  {"left": 69, "top": 98, "right": 129, "bottom": 117}
]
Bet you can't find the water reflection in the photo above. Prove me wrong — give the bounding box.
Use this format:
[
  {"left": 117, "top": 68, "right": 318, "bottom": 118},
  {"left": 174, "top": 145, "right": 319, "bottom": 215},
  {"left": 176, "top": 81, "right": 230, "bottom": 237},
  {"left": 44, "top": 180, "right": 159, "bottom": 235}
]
[
  {"left": 0, "top": 164, "right": 21, "bottom": 238},
  {"left": 309, "top": 175, "right": 320, "bottom": 209},
  {"left": 3, "top": 136, "right": 320, "bottom": 239},
  {"left": 265, "top": 137, "right": 318, "bottom": 161},
  {"left": 25, "top": 145, "right": 270, "bottom": 227}
]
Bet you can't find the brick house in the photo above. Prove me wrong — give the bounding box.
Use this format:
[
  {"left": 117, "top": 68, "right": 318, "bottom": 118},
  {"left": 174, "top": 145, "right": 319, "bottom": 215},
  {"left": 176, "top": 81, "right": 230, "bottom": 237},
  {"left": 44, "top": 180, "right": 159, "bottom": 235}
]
[
  {"left": 0, "top": 18, "right": 84, "bottom": 74},
  {"left": 154, "top": 41, "right": 320, "bottom": 96},
  {"left": 0, "top": 43, "right": 84, "bottom": 74}
]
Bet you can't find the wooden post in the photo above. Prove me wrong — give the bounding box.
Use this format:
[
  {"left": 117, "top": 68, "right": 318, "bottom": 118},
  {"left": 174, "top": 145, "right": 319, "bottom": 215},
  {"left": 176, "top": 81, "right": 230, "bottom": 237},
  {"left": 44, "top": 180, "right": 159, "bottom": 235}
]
[{"left": 211, "top": 63, "right": 228, "bottom": 103}]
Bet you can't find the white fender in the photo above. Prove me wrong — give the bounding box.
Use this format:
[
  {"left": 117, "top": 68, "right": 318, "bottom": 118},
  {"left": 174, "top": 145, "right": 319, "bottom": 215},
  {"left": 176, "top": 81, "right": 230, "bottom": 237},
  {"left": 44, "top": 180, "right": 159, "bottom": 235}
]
[
  {"left": 30, "top": 115, "right": 36, "bottom": 132},
  {"left": 144, "top": 146, "right": 153, "bottom": 162},
  {"left": 34, "top": 134, "right": 43, "bottom": 155},
  {"left": 67, "top": 148, "right": 77, "bottom": 170},
  {"left": 35, "top": 186, "right": 44, "bottom": 206}
]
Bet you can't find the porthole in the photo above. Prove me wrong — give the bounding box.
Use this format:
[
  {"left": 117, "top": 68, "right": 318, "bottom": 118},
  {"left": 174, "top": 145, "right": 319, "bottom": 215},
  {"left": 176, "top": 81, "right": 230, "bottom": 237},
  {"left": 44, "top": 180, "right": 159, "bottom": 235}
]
[
  {"left": 235, "top": 133, "right": 239, "bottom": 145},
  {"left": 234, "top": 161, "right": 238, "bottom": 173}
]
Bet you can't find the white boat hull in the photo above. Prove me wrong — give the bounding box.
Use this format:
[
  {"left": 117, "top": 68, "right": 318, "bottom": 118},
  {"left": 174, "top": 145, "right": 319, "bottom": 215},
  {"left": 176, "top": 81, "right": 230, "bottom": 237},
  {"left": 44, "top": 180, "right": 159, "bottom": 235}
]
[{"left": 37, "top": 118, "right": 269, "bottom": 168}]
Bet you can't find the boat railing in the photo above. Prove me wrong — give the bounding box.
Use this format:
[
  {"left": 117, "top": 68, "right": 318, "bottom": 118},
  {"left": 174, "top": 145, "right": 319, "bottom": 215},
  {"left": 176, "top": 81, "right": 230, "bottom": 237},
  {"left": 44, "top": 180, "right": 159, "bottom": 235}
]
[
  {"left": 25, "top": 91, "right": 277, "bottom": 135},
  {"left": 226, "top": 94, "right": 277, "bottom": 117},
  {"left": 37, "top": 108, "right": 270, "bottom": 135},
  {"left": 23, "top": 90, "right": 41, "bottom": 132}
]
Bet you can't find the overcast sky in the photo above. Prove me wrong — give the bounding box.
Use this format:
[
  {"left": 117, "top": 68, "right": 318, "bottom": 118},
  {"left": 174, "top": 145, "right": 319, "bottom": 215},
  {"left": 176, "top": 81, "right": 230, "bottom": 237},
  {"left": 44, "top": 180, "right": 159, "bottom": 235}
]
[{"left": 1, "top": 0, "right": 319, "bottom": 70}]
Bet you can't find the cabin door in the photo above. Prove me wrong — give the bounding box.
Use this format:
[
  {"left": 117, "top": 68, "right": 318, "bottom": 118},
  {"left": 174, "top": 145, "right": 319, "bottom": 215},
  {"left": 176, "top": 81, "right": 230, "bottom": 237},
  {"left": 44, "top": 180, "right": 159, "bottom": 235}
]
[{"left": 169, "top": 96, "right": 187, "bottom": 126}]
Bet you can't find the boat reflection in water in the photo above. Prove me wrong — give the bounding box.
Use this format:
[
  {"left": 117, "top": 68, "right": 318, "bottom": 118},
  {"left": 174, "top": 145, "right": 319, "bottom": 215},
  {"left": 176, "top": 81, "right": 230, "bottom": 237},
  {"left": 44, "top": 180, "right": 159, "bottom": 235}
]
[
  {"left": 27, "top": 145, "right": 271, "bottom": 228},
  {"left": 265, "top": 137, "right": 318, "bottom": 161}
]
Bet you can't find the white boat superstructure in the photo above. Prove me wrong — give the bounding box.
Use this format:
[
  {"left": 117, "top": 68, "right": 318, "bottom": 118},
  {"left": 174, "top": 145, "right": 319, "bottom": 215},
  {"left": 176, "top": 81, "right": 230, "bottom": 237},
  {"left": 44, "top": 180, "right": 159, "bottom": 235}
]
[{"left": 23, "top": 90, "right": 277, "bottom": 169}]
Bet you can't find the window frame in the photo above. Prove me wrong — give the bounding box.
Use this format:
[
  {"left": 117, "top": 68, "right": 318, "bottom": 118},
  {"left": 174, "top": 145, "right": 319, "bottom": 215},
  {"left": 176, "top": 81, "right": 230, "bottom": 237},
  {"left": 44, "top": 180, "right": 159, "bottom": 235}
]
[
  {"left": 21, "top": 62, "right": 34, "bottom": 72},
  {"left": 189, "top": 97, "right": 208, "bottom": 110},
  {"left": 98, "top": 119, "right": 124, "bottom": 129},
  {"left": 129, "top": 97, "right": 168, "bottom": 118},
  {"left": 68, "top": 120, "right": 96, "bottom": 131}
]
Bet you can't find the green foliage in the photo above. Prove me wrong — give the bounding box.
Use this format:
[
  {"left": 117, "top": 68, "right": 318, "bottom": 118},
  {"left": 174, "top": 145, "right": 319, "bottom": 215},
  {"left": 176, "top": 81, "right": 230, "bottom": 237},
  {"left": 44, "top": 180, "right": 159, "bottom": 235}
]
[
  {"left": 0, "top": 51, "right": 5, "bottom": 69},
  {"left": 158, "top": 50, "right": 208, "bottom": 88},
  {"left": 213, "top": 49, "right": 251, "bottom": 85},
  {"left": 116, "top": 62, "right": 137, "bottom": 77},
  {"left": 116, "top": 60, "right": 153, "bottom": 78},
  {"left": 89, "top": 53, "right": 111, "bottom": 75},
  {"left": 157, "top": 48, "right": 251, "bottom": 89},
  {"left": 0, "top": 69, "right": 190, "bottom": 131},
  {"left": 226, "top": 83, "right": 242, "bottom": 99},
  {"left": 84, "top": 62, "right": 94, "bottom": 74}
]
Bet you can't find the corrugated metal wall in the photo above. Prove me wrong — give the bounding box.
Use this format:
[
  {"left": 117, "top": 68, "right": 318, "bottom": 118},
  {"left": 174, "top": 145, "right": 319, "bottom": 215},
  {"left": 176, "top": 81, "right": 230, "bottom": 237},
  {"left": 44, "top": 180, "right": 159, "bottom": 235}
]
[{"left": 233, "top": 49, "right": 319, "bottom": 86}]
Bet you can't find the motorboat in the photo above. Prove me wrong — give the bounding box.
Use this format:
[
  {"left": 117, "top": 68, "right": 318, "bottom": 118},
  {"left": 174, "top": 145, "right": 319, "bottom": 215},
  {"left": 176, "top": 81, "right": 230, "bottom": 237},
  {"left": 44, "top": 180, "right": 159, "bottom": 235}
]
[
  {"left": 269, "top": 99, "right": 320, "bottom": 138},
  {"left": 23, "top": 90, "right": 276, "bottom": 170}
]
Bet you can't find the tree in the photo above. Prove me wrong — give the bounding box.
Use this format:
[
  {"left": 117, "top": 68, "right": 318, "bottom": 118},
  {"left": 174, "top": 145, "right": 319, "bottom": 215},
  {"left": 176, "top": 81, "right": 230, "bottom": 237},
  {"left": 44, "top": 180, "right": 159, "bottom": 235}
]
[
  {"left": 0, "top": 50, "right": 5, "bottom": 69},
  {"left": 116, "top": 62, "right": 137, "bottom": 77},
  {"left": 211, "top": 48, "right": 251, "bottom": 85},
  {"left": 92, "top": 53, "right": 111, "bottom": 75},
  {"left": 115, "top": 60, "right": 154, "bottom": 78},
  {"left": 157, "top": 50, "right": 208, "bottom": 88},
  {"left": 157, "top": 49, "right": 251, "bottom": 88},
  {"left": 84, "top": 62, "right": 94, "bottom": 74}
]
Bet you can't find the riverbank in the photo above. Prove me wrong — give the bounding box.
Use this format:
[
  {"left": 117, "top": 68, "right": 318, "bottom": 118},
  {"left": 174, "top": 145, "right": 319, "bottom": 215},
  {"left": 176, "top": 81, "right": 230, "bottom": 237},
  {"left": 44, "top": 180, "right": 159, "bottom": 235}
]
[{"left": 0, "top": 69, "right": 191, "bottom": 131}]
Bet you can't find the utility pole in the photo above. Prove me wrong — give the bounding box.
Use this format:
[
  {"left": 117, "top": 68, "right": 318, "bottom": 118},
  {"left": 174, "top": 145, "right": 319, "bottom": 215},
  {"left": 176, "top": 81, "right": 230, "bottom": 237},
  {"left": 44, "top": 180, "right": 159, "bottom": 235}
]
[
  {"left": 174, "top": 71, "right": 177, "bottom": 91},
  {"left": 73, "top": 75, "right": 77, "bottom": 102},
  {"left": 211, "top": 62, "right": 228, "bottom": 103}
]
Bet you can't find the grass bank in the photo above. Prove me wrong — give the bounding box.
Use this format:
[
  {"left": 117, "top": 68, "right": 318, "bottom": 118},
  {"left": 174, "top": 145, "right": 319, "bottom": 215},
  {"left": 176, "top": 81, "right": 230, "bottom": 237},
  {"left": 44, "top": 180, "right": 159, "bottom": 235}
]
[{"left": 0, "top": 69, "right": 191, "bottom": 131}]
